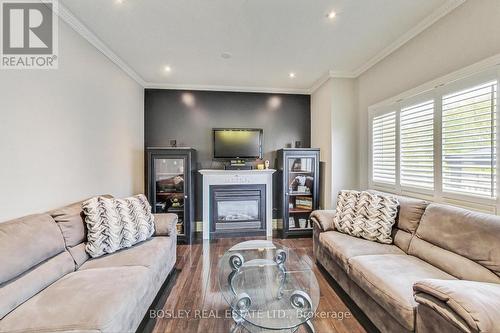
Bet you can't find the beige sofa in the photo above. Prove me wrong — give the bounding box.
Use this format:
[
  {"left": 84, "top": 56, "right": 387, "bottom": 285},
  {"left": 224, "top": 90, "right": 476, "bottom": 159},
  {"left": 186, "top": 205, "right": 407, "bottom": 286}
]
[
  {"left": 312, "top": 191, "right": 500, "bottom": 333},
  {"left": 0, "top": 196, "right": 177, "bottom": 333}
]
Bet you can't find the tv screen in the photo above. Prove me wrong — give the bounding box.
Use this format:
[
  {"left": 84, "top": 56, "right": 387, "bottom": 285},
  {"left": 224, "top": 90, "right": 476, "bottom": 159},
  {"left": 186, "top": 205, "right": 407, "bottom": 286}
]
[{"left": 213, "top": 128, "right": 263, "bottom": 159}]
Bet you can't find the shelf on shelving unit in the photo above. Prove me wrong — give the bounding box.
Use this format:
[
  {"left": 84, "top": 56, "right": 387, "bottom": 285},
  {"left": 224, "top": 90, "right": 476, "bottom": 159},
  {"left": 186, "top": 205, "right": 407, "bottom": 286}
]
[{"left": 289, "top": 208, "right": 313, "bottom": 213}]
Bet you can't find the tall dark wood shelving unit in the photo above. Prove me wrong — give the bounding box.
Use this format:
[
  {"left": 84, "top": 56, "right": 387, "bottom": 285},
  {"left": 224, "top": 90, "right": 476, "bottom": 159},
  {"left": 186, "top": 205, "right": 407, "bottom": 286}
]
[
  {"left": 146, "top": 147, "right": 196, "bottom": 244},
  {"left": 276, "top": 148, "right": 320, "bottom": 238}
]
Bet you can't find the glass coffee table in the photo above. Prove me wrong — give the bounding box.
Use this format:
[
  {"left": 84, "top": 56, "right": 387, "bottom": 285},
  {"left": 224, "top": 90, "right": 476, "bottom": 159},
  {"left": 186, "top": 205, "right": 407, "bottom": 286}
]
[{"left": 218, "top": 240, "right": 319, "bottom": 333}]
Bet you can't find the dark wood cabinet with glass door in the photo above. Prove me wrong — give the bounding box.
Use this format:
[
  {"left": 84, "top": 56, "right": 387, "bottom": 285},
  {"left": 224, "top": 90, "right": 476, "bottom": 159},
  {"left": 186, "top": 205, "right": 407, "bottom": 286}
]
[
  {"left": 146, "top": 148, "right": 196, "bottom": 244},
  {"left": 276, "top": 148, "right": 320, "bottom": 238}
]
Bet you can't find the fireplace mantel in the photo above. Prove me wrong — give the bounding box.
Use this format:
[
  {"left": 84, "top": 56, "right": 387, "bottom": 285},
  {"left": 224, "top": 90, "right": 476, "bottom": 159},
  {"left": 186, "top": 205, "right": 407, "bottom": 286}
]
[{"left": 199, "top": 169, "right": 276, "bottom": 240}]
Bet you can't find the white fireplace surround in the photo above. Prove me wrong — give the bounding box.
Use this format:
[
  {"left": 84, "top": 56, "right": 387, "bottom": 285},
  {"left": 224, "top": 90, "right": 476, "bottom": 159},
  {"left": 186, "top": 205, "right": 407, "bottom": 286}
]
[{"left": 199, "top": 169, "right": 276, "bottom": 240}]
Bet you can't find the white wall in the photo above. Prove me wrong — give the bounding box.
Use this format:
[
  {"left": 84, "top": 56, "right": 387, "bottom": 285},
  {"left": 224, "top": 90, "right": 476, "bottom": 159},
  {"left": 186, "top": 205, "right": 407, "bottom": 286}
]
[
  {"left": 0, "top": 19, "right": 144, "bottom": 222},
  {"left": 311, "top": 79, "right": 333, "bottom": 209},
  {"left": 311, "top": 78, "right": 357, "bottom": 209},
  {"left": 331, "top": 79, "right": 357, "bottom": 203},
  {"left": 357, "top": 0, "right": 500, "bottom": 188}
]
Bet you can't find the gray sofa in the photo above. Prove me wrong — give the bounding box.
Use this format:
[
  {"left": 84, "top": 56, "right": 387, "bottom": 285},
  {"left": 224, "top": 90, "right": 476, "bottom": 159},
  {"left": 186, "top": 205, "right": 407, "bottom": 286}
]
[
  {"left": 0, "top": 196, "right": 177, "bottom": 333},
  {"left": 312, "top": 191, "right": 500, "bottom": 333}
]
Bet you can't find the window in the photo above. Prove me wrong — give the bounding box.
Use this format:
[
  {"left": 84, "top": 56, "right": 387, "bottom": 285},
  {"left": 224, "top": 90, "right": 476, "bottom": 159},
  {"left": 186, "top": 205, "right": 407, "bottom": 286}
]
[
  {"left": 442, "top": 81, "right": 497, "bottom": 198},
  {"left": 370, "top": 73, "right": 499, "bottom": 205},
  {"left": 372, "top": 111, "right": 396, "bottom": 184},
  {"left": 400, "top": 100, "right": 434, "bottom": 190}
]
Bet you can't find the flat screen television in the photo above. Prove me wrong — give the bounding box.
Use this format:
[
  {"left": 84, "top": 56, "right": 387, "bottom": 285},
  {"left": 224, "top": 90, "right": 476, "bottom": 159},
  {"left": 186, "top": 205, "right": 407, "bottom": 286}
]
[{"left": 213, "top": 128, "right": 263, "bottom": 159}]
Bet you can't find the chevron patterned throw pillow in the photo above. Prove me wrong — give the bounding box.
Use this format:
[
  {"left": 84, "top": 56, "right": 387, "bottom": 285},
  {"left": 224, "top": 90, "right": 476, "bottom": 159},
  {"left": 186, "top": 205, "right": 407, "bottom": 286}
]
[
  {"left": 333, "top": 190, "right": 399, "bottom": 244},
  {"left": 82, "top": 194, "right": 155, "bottom": 258}
]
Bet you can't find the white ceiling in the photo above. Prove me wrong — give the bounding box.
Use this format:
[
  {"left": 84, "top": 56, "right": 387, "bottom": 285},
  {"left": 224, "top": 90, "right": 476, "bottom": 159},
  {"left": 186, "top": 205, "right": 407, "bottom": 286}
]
[{"left": 59, "top": 0, "right": 463, "bottom": 93}]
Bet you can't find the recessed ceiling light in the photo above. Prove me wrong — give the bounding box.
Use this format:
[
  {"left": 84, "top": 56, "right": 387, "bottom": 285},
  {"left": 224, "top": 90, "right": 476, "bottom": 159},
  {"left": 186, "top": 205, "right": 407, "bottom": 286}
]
[
  {"left": 289, "top": 72, "right": 296, "bottom": 79},
  {"left": 221, "top": 52, "right": 232, "bottom": 59},
  {"left": 327, "top": 10, "right": 336, "bottom": 19},
  {"left": 115, "top": 0, "right": 124, "bottom": 4},
  {"left": 164, "top": 65, "right": 172, "bottom": 73}
]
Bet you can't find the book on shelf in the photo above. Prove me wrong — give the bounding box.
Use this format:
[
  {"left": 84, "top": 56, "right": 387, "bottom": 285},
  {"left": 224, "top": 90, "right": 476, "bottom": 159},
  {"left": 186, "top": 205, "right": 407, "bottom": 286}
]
[{"left": 295, "top": 196, "right": 312, "bottom": 210}]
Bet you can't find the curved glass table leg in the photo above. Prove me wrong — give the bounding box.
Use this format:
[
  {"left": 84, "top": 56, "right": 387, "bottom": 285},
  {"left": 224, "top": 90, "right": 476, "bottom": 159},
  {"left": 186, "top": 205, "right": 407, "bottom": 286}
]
[
  {"left": 290, "top": 290, "right": 315, "bottom": 333},
  {"left": 274, "top": 249, "right": 287, "bottom": 299},
  {"left": 228, "top": 253, "right": 244, "bottom": 295},
  {"left": 230, "top": 293, "right": 251, "bottom": 333},
  {"left": 303, "top": 320, "right": 316, "bottom": 333}
]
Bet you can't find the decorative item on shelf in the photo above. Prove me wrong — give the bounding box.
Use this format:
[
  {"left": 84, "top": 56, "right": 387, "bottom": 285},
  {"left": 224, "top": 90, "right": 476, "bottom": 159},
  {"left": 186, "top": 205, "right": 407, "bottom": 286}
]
[
  {"left": 289, "top": 217, "right": 295, "bottom": 227},
  {"left": 155, "top": 202, "right": 166, "bottom": 211},
  {"left": 285, "top": 143, "right": 292, "bottom": 148},
  {"left": 170, "top": 197, "right": 183, "bottom": 208},
  {"left": 297, "top": 185, "right": 309, "bottom": 193},
  {"left": 296, "top": 196, "right": 313, "bottom": 210},
  {"left": 290, "top": 175, "right": 314, "bottom": 193},
  {"left": 169, "top": 139, "right": 177, "bottom": 147},
  {"left": 298, "top": 218, "right": 307, "bottom": 228},
  {"left": 156, "top": 175, "right": 184, "bottom": 192},
  {"left": 257, "top": 163, "right": 265, "bottom": 170},
  {"left": 295, "top": 141, "right": 302, "bottom": 148},
  {"left": 173, "top": 175, "right": 184, "bottom": 191},
  {"left": 264, "top": 160, "right": 270, "bottom": 169},
  {"left": 291, "top": 158, "right": 302, "bottom": 171},
  {"left": 289, "top": 202, "right": 294, "bottom": 209}
]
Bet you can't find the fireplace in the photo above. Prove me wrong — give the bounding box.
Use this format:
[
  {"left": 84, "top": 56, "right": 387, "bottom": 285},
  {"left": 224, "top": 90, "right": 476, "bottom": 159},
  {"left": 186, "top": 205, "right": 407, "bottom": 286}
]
[
  {"left": 210, "top": 184, "right": 266, "bottom": 238},
  {"left": 200, "top": 169, "right": 275, "bottom": 240}
]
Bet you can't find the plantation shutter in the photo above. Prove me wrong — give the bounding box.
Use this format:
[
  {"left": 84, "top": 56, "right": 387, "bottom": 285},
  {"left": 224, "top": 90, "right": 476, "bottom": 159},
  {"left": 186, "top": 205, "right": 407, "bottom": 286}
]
[
  {"left": 400, "top": 100, "right": 434, "bottom": 189},
  {"left": 372, "top": 111, "right": 396, "bottom": 184},
  {"left": 442, "top": 80, "right": 498, "bottom": 198}
]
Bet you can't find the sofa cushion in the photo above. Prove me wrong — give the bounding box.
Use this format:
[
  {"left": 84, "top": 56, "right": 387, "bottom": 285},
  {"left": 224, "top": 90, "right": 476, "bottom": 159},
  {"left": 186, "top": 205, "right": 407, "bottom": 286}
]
[
  {"left": 82, "top": 195, "right": 155, "bottom": 258},
  {"left": 79, "top": 236, "right": 176, "bottom": 286},
  {"left": 409, "top": 203, "right": 500, "bottom": 282},
  {"left": 0, "top": 266, "right": 154, "bottom": 333},
  {"left": 50, "top": 200, "right": 87, "bottom": 247},
  {"left": 0, "top": 252, "right": 74, "bottom": 320},
  {"left": 349, "top": 254, "right": 456, "bottom": 331},
  {"left": 0, "top": 214, "right": 66, "bottom": 284},
  {"left": 50, "top": 195, "right": 113, "bottom": 268},
  {"left": 319, "top": 231, "right": 405, "bottom": 272},
  {"left": 0, "top": 214, "right": 74, "bottom": 319},
  {"left": 334, "top": 190, "right": 399, "bottom": 244},
  {"left": 368, "top": 190, "right": 428, "bottom": 252}
]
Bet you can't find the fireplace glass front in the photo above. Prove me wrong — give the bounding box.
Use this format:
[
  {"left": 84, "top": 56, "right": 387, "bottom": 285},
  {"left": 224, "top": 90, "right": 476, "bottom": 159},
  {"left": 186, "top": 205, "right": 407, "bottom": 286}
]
[{"left": 210, "top": 184, "right": 266, "bottom": 237}]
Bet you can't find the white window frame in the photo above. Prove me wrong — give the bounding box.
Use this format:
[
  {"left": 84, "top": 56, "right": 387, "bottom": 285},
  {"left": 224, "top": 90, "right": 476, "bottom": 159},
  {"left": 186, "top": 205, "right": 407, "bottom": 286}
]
[{"left": 368, "top": 65, "right": 500, "bottom": 214}]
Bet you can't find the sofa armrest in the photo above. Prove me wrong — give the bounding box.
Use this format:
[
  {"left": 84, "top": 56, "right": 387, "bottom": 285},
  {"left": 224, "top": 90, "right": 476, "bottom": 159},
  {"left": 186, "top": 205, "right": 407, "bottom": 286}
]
[
  {"left": 413, "top": 279, "right": 500, "bottom": 333},
  {"left": 310, "top": 210, "right": 336, "bottom": 232},
  {"left": 153, "top": 213, "right": 178, "bottom": 237}
]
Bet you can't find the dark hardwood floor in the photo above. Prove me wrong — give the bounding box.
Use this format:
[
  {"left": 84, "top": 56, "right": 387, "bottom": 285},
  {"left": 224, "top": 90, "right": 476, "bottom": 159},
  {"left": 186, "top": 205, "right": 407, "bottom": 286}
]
[{"left": 141, "top": 236, "right": 374, "bottom": 333}]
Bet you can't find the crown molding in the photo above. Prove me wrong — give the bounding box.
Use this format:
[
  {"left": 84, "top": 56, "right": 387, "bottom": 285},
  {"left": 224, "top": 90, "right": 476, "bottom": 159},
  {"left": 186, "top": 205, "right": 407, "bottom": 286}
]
[
  {"left": 351, "top": 0, "right": 465, "bottom": 77},
  {"left": 308, "top": 72, "right": 331, "bottom": 93},
  {"left": 53, "top": 1, "right": 147, "bottom": 86},
  {"left": 328, "top": 70, "right": 357, "bottom": 79},
  {"left": 145, "top": 82, "right": 310, "bottom": 95},
  {"left": 308, "top": 70, "right": 357, "bottom": 93}
]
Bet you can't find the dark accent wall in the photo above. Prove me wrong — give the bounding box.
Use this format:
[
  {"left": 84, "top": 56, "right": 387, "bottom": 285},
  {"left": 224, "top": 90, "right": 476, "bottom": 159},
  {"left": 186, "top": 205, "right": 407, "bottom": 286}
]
[{"left": 144, "top": 89, "right": 311, "bottom": 220}]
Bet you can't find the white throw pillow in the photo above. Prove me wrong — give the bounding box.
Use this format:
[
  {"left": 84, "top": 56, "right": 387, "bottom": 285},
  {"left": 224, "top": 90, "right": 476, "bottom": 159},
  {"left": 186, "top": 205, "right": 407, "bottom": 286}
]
[
  {"left": 333, "top": 190, "right": 399, "bottom": 244},
  {"left": 82, "top": 194, "right": 155, "bottom": 258}
]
